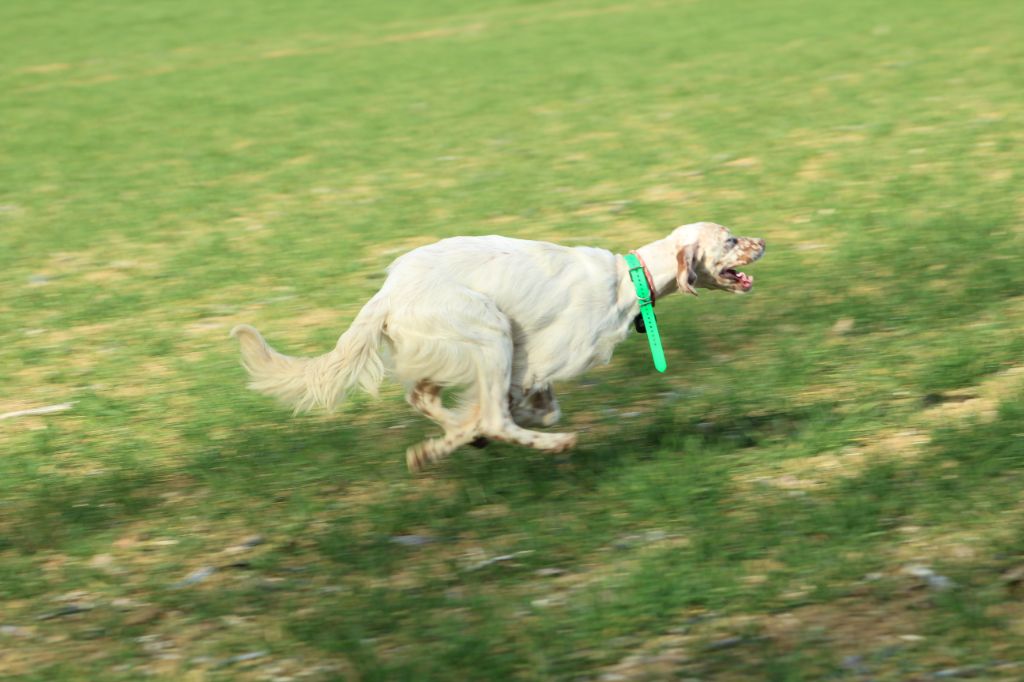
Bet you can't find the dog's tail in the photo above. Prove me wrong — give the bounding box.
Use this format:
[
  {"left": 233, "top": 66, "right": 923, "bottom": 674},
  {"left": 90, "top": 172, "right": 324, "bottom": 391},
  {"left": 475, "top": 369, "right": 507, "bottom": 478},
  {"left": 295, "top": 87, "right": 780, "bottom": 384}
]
[{"left": 230, "top": 295, "right": 388, "bottom": 413}]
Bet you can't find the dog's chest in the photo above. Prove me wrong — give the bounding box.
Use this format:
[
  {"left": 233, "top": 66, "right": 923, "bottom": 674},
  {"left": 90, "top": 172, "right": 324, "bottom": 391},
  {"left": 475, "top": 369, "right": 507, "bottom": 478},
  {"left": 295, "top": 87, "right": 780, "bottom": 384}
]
[{"left": 589, "top": 319, "right": 632, "bottom": 368}]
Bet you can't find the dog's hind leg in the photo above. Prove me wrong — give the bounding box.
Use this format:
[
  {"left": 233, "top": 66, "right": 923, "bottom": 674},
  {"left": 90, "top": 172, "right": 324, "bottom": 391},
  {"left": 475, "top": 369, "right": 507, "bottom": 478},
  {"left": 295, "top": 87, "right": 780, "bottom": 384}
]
[
  {"left": 405, "top": 381, "right": 479, "bottom": 472},
  {"left": 395, "top": 294, "right": 574, "bottom": 471},
  {"left": 406, "top": 353, "right": 575, "bottom": 471},
  {"left": 473, "top": 341, "right": 576, "bottom": 454},
  {"left": 406, "top": 381, "right": 458, "bottom": 430},
  {"left": 406, "top": 426, "right": 478, "bottom": 472}
]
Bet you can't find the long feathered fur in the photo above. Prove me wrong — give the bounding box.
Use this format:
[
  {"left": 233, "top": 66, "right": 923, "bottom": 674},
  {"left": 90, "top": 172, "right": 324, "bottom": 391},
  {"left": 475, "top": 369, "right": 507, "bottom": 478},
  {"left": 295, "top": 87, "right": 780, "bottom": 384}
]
[{"left": 230, "top": 295, "right": 387, "bottom": 413}]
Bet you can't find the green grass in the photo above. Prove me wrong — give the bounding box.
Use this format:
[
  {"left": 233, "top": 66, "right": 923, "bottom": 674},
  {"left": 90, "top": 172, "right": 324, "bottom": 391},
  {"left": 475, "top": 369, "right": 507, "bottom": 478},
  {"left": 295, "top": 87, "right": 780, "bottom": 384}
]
[{"left": 2, "top": 0, "right": 1024, "bottom": 678}]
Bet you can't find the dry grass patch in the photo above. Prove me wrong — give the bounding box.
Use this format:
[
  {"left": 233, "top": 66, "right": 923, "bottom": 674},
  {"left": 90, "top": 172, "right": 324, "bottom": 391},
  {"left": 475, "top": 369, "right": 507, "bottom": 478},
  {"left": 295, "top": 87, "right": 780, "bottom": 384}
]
[{"left": 738, "top": 364, "right": 1024, "bottom": 496}]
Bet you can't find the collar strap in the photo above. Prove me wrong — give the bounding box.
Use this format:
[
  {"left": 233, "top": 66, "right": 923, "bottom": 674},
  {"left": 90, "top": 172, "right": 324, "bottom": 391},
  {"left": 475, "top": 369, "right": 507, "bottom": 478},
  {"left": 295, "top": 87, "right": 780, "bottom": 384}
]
[
  {"left": 628, "top": 250, "right": 657, "bottom": 304},
  {"left": 623, "top": 252, "right": 667, "bottom": 373}
]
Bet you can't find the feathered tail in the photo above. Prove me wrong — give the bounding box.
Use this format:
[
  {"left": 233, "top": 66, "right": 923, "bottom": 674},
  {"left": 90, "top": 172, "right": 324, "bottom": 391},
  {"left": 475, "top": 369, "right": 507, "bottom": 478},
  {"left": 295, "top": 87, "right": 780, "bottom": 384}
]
[{"left": 230, "top": 296, "right": 387, "bottom": 413}]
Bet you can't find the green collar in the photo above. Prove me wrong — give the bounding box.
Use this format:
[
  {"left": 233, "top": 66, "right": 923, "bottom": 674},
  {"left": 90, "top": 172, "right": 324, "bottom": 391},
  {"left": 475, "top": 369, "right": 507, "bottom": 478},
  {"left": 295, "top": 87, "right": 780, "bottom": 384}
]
[{"left": 623, "top": 252, "right": 667, "bottom": 373}]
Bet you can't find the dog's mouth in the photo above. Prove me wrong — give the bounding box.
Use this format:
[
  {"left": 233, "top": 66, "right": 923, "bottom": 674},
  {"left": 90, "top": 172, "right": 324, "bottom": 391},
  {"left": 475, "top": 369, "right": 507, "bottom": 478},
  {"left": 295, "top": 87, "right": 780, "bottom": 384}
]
[
  {"left": 720, "top": 267, "right": 754, "bottom": 291},
  {"left": 716, "top": 239, "right": 765, "bottom": 292}
]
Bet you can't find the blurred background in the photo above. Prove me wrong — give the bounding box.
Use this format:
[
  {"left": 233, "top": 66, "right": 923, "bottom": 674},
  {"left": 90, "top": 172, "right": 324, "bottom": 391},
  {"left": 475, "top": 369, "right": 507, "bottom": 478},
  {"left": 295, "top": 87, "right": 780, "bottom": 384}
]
[{"left": 1, "top": 0, "right": 1022, "bottom": 678}]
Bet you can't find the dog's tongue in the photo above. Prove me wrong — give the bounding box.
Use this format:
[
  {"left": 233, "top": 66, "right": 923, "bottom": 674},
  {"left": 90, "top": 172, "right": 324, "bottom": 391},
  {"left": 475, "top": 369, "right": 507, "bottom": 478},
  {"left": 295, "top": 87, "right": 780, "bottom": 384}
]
[{"left": 737, "top": 272, "right": 753, "bottom": 290}]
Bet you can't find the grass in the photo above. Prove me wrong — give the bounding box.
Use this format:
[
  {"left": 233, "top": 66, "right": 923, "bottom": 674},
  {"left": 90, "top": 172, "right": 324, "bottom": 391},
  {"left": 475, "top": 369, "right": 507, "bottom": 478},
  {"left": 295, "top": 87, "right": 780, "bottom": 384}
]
[{"left": 2, "top": 0, "right": 1024, "bottom": 678}]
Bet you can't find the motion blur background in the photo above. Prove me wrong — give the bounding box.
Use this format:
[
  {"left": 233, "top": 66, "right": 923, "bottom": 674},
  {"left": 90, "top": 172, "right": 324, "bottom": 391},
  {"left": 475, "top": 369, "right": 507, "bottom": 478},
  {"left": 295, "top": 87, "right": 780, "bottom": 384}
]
[{"left": 2, "top": 0, "right": 1023, "bottom": 678}]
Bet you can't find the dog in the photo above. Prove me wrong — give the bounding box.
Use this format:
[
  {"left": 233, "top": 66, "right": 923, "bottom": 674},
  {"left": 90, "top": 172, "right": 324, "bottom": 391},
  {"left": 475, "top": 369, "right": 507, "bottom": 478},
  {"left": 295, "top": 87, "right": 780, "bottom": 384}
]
[{"left": 231, "top": 222, "right": 765, "bottom": 471}]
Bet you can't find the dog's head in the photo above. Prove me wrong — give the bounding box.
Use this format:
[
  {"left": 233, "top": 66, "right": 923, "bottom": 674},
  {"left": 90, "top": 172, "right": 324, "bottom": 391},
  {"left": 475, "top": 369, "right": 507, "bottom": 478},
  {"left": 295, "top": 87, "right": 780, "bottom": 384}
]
[{"left": 672, "top": 222, "right": 765, "bottom": 295}]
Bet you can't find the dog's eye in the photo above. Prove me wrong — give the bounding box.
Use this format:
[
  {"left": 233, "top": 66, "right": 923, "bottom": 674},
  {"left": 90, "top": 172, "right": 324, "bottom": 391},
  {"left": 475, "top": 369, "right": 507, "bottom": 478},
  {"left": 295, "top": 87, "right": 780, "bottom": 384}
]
[{"left": 726, "top": 237, "right": 738, "bottom": 249}]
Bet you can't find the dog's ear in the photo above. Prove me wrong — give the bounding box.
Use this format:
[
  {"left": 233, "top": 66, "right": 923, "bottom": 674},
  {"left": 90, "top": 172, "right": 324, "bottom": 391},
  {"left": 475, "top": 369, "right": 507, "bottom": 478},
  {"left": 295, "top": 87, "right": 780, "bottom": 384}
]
[{"left": 676, "top": 244, "right": 698, "bottom": 296}]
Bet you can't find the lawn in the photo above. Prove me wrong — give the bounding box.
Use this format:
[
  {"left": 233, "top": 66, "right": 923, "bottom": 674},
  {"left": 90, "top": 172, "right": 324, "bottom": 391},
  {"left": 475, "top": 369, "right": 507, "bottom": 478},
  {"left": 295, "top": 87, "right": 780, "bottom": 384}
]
[{"left": 2, "top": 0, "right": 1024, "bottom": 679}]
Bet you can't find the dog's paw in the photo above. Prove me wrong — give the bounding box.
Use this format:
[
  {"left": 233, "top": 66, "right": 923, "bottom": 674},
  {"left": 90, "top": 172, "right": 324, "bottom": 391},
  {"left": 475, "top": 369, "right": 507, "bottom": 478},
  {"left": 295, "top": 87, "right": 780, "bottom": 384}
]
[
  {"left": 539, "top": 409, "right": 563, "bottom": 427},
  {"left": 543, "top": 432, "right": 577, "bottom": 454},
  {"left": 406, "top": 438, "right": 454, "bottom": 473},
  {"left": 406, "top": 444, "right": 429, "bottom": 473}
]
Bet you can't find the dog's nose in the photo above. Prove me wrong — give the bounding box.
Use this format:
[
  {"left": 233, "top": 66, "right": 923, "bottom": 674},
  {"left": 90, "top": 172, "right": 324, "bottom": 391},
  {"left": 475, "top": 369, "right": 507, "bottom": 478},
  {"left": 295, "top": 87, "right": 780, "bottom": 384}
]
[{"left": 757, "top": 238, "right": 766, "bottom": 250}]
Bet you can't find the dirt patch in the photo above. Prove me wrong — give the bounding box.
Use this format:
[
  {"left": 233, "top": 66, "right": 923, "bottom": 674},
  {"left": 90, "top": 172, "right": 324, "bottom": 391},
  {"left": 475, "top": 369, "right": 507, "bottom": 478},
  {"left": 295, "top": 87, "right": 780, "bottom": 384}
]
[
  {"left": 797, "top": 153, "right": 836, "bottom": 181},
  {"left": 759, "top": 593, "right": 934, "bottom": 660},
  {"left": 380, "top": 22, "right": 487, "bottom": 44},
  {"left": 920, "top": 365, "right": 1024, "bottom": 425},
  {"left": 739, "top": 365, "right": 1024, "bottom": 495},
  {"left": 595, "top": 579, "right": 992, "bottom": 682},
  {"left": 891, "top": 498, "right": 1024, "bottom": 566},
  {"left": 640, "top": 185, "right": 689, "bottom": 204},
  {"left": 17, "top": 62, "right": 71, "bottom": 74},
  {"left": 723, "top": 156, "right": 761, "bottom": 170},
  {"left": 106, "top": 359, "right": 177, "bottom": 399}
]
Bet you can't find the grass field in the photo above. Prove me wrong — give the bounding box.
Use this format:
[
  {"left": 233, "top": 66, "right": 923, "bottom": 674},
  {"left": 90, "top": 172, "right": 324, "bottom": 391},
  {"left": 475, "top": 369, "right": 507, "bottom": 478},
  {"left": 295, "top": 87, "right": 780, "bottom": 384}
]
[{"left": 2, "top": 0, "right": 1024, "bottom": 679}]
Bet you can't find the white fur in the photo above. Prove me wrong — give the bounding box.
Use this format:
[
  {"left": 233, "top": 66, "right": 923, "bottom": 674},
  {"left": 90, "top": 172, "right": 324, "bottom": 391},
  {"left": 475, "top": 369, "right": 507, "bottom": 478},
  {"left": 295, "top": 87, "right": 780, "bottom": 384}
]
[{"left": 231, "top": 222, "right": 764, "bottom": 471}]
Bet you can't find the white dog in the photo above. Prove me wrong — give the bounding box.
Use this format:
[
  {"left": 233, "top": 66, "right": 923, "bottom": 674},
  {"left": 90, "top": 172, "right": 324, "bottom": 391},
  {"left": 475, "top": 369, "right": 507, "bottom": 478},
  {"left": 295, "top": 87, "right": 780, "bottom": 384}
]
[{"left": 232, "top": 222, "right": 765, "bottom": 471}]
